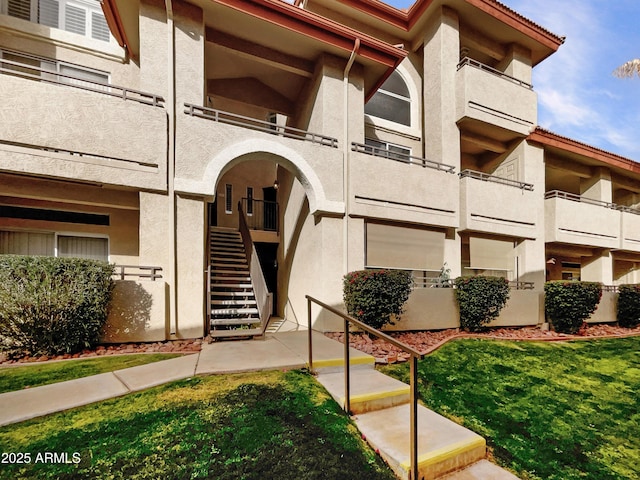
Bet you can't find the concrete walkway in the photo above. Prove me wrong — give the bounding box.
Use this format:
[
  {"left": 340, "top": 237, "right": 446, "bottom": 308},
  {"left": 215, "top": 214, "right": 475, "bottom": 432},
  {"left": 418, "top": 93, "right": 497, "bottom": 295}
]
[{"left": 0, "top": 327, "right": 518, "bottom": 479}]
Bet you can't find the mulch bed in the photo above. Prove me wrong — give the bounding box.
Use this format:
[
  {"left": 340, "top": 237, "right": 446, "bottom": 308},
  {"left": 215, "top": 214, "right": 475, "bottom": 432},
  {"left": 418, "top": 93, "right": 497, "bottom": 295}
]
[
  {"left": 325, "top": 323, "right": 640, "bottom": 364},
  {"left": 0, "top": 339, "right": 202, "bottom": 366}
]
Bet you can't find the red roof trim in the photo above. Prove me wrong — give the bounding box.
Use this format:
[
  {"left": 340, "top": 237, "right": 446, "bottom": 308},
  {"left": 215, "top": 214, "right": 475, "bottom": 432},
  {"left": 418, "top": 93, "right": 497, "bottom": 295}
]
[
  {"left": 335, "top": 0, "right": 564, "bottom": 51},
  {"left": 529, "top": 127, "right": 640, "bottom": 173},
  {"left": 212, "top": 0, "right": 406, "bottom": 69},
  {"left": 101, "top": 0, "right": 130, "bottom": 54}
]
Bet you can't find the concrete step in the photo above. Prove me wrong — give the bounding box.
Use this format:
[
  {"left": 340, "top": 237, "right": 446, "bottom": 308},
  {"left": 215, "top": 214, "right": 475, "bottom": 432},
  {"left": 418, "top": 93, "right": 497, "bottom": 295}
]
[
  {"left": 354, "top": 404, "right": 486, "bottom": 480},
  {"left": 439, "top": 460, "right": 520, "bottom": 479},
  {"left": 316, "top": 369, "right": 410, "bottom": 414},
  {"left": 209, "top": 327, "right": 262, "bottom": 338},
  {"left": 209, "top": 251, "right": 246, "bottom": 257},
  {"left": 211, "top": 307, "right": 259, "bottom": 315},
  {"left": 211, "top": 262, "right": 247, "bottom": 269}
]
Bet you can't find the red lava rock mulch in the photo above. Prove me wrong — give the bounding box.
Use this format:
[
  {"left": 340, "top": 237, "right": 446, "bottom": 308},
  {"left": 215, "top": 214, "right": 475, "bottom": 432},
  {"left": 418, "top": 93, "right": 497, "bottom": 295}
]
[
  {"left": 0, "top": 339, "right": 202, "bottom": 366},
  {"left": 325, "top": 323, "right": 640, "bottom": 364}
]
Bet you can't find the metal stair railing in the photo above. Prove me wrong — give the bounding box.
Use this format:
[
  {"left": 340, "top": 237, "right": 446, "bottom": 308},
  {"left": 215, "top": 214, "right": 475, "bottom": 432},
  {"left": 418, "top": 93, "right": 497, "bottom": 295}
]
[
  {"left": 238, "top": 201, "right": 272, "bottom": 334},
  {"left": 306, "top": 295, "right": 424, "bottom": 480}
]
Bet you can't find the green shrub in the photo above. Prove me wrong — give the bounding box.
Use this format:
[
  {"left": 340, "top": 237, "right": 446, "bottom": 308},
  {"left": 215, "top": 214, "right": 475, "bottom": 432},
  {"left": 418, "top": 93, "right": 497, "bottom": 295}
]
[
  {"left": 617, "top": 284, "right": 640, "bottom": 328},
  {"left": 0, "top": 255, "right": 115, "bottom": 358},
  {"left": 454, "top": 276, "right": 510, "bottom": 332},
  {"left": 544, "top": 281, "right": 602, "bottom": 334},
  {"left": 343, "top": 269, "right": 413, "bottom": 330}
]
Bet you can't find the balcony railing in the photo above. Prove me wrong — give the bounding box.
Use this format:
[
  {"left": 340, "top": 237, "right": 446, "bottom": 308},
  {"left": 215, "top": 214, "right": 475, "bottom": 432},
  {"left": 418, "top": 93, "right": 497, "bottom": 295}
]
[
  {"left": 545, "top": 190, "right": 619, "bottom": 210},
  {"left": 241, "top": 197, "right": 279, "bottom": 233},
  {"left": 184, "top": 104, "right": 338, "bottom": 148},
  {"left": 114, "top": 265, "right": 163, "bottom": 281},
  {"left": 0, "top": 56, "right": 164, "bottom": 107},
  {"left": 351, "top": 142, "right": 455, "bottom": 173},
  {"left": 459, "top": 169, "right": 533, "bottom": 191},
  {"left": 457, "top": 57, "right": 533, "bottom": 90}
]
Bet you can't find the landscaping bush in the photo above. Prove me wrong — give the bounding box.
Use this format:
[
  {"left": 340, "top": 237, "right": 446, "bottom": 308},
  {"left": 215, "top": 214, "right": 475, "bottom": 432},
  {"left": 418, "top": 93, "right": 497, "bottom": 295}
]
[
  {"left": 544, "top": 281, "right": 602, "bottom": 334},
  {"left": 0, "top": 255, "right": 115, "bottom": 358},
  {"left": 617, "top": 284, "right": 640, "bottom": 328},
  {"left": 454, "top": 276, "right": 510, "bottom": 332},
  {"left": 343, "top": 269, "right": 413, "bottom": 330}
]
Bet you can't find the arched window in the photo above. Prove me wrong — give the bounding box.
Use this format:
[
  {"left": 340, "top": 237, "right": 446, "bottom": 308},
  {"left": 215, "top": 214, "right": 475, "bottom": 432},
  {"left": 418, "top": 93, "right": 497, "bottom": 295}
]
[{"left": 365, "top": 71, "right": 411, "bottom": 127}]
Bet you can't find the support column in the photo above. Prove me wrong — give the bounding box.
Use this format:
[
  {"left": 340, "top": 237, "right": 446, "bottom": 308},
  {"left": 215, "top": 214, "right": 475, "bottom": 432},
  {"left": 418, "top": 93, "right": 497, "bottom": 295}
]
[
  {"left": 582, "top": 250, "right": 613, "bottom": 284},
  {"left": 581, "top": 167, "right": 612, "bottom": 203}
]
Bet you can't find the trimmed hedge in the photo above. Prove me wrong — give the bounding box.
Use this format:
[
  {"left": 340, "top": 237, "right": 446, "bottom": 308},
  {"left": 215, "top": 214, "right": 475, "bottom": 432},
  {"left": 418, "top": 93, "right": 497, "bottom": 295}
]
[
  {"left": 0, "top": 255, "right": 115, "bottom": 358},
  {"left": 343, "top": 269, "right": 413, "bottom": 330},
  {"left": 544, "top": 281, "right": 602, "bottom": 334},
  {"left": 454, "top": 276, "right": 510, "bottom": 332},
  {"left": 617, "top": 284, "right": 640, "bottom": 328}
]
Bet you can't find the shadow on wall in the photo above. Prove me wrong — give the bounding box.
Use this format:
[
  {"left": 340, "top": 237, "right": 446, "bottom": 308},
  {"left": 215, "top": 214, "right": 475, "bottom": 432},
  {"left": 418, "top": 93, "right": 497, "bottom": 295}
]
[{"left": 102, "top": 281, "right": 155, "bottom": 343}]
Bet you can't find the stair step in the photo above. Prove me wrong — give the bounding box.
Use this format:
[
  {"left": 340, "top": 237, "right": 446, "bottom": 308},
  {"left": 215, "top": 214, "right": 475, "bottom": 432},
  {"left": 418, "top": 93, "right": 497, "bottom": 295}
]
[
  {"left": 211, "top": 307, "right": 259, "bottom": 315},
  {"left": 439, "top": 460, "right": 519, "bottom": 479},
  {"left": 211, "top": 318, "right": 260, "bottom": 326},
  {"left": 211, "top": 291, "right": 256, "bottom": 298},
  {"left": 210, "top": 283, "right": 253, "bottom": 289},
  {"left": 209, "top": 327, "right": 262, "bottom": 338},
  {"left": 211, "top": 299, "right": 257, "bottom": 306},
  {"left": 355, "top": 404, "right": 486, "bottom": 480},
  {"left": 211, "top": 278, "right": 251, "bottom": 285},
  {"left": 316, "top": 369, "right": 410, "bottom": 414},
  {"left": 209, "top": 251, "right": 246, "bottom": 257},
  {"left": 211, "top": 267, "right": 250, "bottom": 273},
  {"left": 211, "top": 262, "right": 247, "bottom": 268},
  {"left": 211, "top": 257, "right": 248, "bottom": 264}
]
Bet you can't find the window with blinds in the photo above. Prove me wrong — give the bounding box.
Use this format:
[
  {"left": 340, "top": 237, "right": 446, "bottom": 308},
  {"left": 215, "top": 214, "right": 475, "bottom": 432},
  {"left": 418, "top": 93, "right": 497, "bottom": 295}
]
[
  {"left": 58, "top": 235, "right": 108, "bottom": 261},
  {"left": 3, "top": 0, "right": 111, "bottom": 43},
  {"left": 468, "top": 237, "right": 513, "bottom": 274},
  {"left": 1, "top": 231, "right": 108, "bottom": 261}
]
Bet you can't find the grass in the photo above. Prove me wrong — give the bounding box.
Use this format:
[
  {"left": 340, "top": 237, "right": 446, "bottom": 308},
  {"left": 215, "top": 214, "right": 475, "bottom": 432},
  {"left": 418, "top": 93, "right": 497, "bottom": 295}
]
[
  {"left": 0, "top": 354, "right": 184, "bottom": 394},
  {"left": 0, "top": 370, "right": 396, "bottom": 480},
  {"left": 381, "top": 337, "right": 640, "bottom": 480}
]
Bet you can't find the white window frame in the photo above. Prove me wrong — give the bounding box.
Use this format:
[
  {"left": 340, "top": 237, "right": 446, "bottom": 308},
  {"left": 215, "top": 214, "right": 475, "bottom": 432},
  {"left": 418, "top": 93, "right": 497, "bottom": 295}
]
[{"left": 364, "top": 137, "right": 412, "bottom": 161}]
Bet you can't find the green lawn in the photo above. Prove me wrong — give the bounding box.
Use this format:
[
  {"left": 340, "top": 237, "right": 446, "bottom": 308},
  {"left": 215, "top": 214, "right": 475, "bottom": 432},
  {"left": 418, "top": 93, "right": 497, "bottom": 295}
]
[
  {"left": 381, "top": 337, "right": 640, "bottom": 480},
  {"left": 0, "top": 370, "right": 395, "bottom": 480},
  {"left": 0, "top": 354, "right": 183, "bottom": 394}
]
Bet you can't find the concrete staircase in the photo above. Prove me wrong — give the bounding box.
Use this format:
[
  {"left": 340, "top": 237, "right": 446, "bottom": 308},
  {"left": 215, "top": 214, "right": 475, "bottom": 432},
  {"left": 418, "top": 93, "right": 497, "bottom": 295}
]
[
  {"left": 208, "top": 227, "right": 262, "bottom": 338},
  {"left": 315, "top": 363, "right": 518, "bottom": 480}
]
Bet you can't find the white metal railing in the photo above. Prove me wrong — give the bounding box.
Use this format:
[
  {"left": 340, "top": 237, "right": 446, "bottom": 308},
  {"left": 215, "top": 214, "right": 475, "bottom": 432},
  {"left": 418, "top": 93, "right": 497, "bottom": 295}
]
[
  {"left": 545, "top": 190, "right": 618, "bottom": 210},
  {"left": 0, "top": 56, "right": 164, "bottom": 107},
  {"left": 352, "top": 142, "right": 456, "bottom": 173},
  {"left": 459, "top": 169, "right": 534, "bottom": 191},
  {"left": 457, "top": 57, "right": 533, "bottom": 89},
  {"left": 184, "top": 103, "right": 338, "bottom": 148}
]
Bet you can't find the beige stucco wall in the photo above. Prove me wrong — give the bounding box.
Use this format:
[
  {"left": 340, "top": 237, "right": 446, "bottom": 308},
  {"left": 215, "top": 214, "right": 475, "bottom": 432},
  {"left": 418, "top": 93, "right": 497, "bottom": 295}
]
[
  {"left": 0, "top": 75, "right": 167, "bottom": 190},
  {"left": 103, "top": 280, "right": 168, "bottom": 343},
  {"left": 588, "top": 291, "right": 617, "bottom": 323}
]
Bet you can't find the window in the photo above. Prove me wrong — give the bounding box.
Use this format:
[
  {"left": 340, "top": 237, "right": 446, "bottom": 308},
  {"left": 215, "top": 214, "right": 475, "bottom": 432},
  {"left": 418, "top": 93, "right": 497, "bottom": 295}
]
[
  {"left": 364, "top": 138, "right": 411, "bottom": 161},
  {"left": 246, "top": 187, "right": 253, "bottom": 215},
  {"left": 2, "top": 0, "right": 111, "bottom": 42},
  {"left": 225, "top": 184, "right": 233, "bottom": 214},
  {"left": 0, "top": 230, "right": 108, "bottom": 261},
  {"left": 365, "top": 71, "right": 411, "bottom": 126}
]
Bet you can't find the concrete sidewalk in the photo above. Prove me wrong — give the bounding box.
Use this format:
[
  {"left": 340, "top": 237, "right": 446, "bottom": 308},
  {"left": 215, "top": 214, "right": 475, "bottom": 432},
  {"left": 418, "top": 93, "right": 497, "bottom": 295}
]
[{"left": 0, "top": 330, "right": 372, "bottom": 427}]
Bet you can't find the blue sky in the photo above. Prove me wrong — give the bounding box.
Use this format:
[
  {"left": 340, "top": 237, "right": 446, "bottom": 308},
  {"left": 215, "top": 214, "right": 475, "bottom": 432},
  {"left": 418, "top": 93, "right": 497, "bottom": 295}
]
[{"left": 384, "top": 0, "right": 640, "bottom": 160}]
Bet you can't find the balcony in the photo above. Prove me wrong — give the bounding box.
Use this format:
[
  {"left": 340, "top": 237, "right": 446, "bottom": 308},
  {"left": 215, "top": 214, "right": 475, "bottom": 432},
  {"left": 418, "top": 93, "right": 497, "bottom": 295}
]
[
  {"left": 619, "top": 206, "right": 640, "bottom": 252},
  {"left": 349, "top": 142, "right": 458, "bottom": 228},
  {"left": 545, "top": 191, "right": 620, "bottom": 249},
  {"left": 455, "top": 58, "right": 536, "bottom": 136},
  {"left": 459, "top": 170, "right": 537, "bottom": 237},
  {"left": 0, "top": 55, "right": 167, "bottom": 190}
]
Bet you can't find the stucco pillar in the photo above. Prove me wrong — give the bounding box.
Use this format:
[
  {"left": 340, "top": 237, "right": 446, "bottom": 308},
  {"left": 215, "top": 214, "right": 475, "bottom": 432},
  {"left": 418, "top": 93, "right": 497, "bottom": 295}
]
[
  {"left": 175, "top": 194, "right": 206, "bottom": 338},
  {"left": 497, "top": 44, "right": 532, "bottom": 85},
  {"left": 582, "top": 250, "right": 613, "bottom": 284},
  {"left": 173, "top": 1, "right": 204, "bottom": 107},
  {"left": 139, "top": 0, "right": 168, "bottom": 95},
  {"left": 580, "top": 167, "right": 612, "bottom": 203},
  {"left": 423, "top": 6, "right": 460, "bottom": 169}
]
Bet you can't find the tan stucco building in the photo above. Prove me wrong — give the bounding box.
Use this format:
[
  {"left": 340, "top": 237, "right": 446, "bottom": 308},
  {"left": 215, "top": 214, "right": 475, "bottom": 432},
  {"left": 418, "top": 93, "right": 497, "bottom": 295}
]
[{"left": 1, "top": 0, "right": 638, "bottom": 340}]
